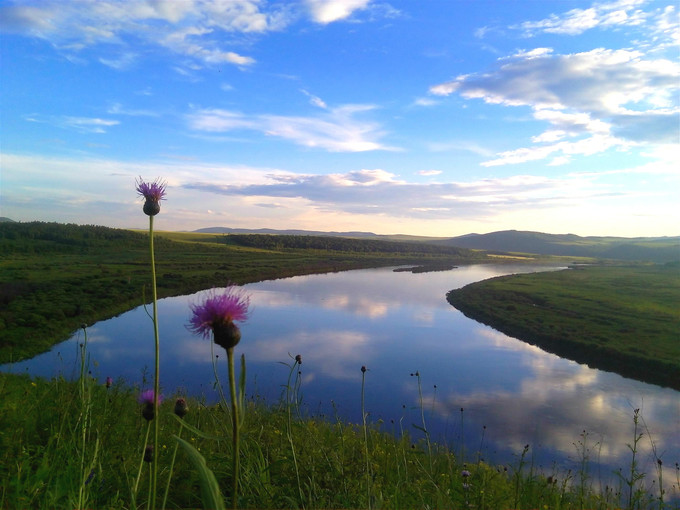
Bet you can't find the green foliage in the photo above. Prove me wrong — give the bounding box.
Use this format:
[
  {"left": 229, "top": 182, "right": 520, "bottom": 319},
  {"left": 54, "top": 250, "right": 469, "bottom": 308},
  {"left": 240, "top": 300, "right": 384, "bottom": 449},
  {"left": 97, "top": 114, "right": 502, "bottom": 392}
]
[
  {"left": 174, "top": 435, "right": 226, "bottom": 510},
  {"left": 447, "top": 264, "right": 680, "bottom": 389},
  {"left": 1, "top": 371, "right": 673, "bottom": 509}
]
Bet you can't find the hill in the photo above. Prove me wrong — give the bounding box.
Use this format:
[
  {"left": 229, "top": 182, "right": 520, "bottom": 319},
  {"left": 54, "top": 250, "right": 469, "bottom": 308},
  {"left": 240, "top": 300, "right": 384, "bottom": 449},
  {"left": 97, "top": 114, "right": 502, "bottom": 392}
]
[
  {"left": 194, "top": 226, "right": 378, "bottom": 237},
  {"left": 437, "top": 230, "right": 680, "bottom": 263},
  {"left": 195, "top": 227, "right": 680, "bottom": 262}
]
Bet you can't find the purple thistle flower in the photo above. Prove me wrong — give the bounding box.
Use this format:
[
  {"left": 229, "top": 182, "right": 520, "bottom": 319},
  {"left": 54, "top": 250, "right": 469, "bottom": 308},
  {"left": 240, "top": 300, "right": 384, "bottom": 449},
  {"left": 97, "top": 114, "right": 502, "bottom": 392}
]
[
  {"left": 135, "top": 177, "right": 167, "bottom": 216},
  {"left": 189, "top": 286, "right": 250, "bottom": 349},
  {"left": 105, "top": 376, "right": 113, "bottom": 388},
  {"left": 139, "top": 389, "right": 162, "bottom": 421},
  {"left": 138, "top": 389, "right": 163, "bottom": 405}
]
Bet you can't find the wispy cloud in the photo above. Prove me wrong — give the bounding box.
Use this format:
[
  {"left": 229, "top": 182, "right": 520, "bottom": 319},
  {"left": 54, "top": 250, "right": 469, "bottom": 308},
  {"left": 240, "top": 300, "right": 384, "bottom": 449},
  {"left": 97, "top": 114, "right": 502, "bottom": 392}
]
[
  {"left": 305, "top": 0, "right": 372, "bottom": 24},
  {"left": 25, "top": 114, "right": 120, "bottom": 134},
  {"left": 187, "top": 104, "right": 395, "bottom": 152},
  {"left": 107, "top": 103, "right": 159, "bottom": 117},
  {"left": 430, "top": 47, "right": 679, "bottom": 166},
  {"left": 182, "top": 167, "right": 613, "bottom": 220},
  {"left": 0, "top": 0, "right": 274, "bottom": 67},
  {"left": 0, "top": 0, "right": 385, "bottom": 69},
  {"left": 513, "top": 0, "right": 649, "bottom": 36}
]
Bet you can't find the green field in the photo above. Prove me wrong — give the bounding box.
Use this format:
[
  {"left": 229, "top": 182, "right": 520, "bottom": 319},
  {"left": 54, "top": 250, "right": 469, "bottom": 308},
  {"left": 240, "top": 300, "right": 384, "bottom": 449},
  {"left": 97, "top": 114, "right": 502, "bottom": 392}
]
[
  {"left": 1, "top": 222, "right": 677, "bottom": 508},
  {"left": 0, "top": 222, "right": 486, "bottom": 363},
  {"left": 447, "top": 264, "right": 680, "bottom": 390}
]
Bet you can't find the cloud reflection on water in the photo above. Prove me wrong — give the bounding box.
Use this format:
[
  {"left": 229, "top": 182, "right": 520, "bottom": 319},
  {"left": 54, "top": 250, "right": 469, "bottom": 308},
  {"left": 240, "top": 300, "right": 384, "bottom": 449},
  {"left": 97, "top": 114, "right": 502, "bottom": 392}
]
[{"left": 2, "top": 264, "right": 677, "bottom": 499}]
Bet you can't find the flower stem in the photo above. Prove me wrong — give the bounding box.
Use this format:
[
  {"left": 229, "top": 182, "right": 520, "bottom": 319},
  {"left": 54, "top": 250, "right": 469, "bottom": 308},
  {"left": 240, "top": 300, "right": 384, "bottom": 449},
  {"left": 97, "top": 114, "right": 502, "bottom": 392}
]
[
  {"left": 162, "top": 423, "right": 183, "bottom": 509},
  {"left": 361, "top": 368, "right": 371, "bottom": 510},
  {"left": 227, "top": 347, "right": 240, "bottom": 509},
  {"left": 134, "top": 421, "right": 152, "bottom": 498},
  {"left": 149, "top": 214, "right": 160, "bottom": 510}
]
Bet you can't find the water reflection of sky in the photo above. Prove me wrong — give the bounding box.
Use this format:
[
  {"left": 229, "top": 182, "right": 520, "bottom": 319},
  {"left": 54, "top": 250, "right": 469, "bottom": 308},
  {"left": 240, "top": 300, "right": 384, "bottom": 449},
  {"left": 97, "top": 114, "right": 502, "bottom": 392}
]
[{"left": 3, "top": 264, "right": 678, "bottom": 498}]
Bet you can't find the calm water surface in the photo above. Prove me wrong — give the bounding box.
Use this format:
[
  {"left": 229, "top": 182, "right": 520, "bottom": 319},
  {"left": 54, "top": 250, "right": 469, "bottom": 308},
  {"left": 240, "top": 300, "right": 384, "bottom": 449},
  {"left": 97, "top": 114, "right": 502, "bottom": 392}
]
[{"left": 4, "top": 264, "right": 679, "bottom": 494}]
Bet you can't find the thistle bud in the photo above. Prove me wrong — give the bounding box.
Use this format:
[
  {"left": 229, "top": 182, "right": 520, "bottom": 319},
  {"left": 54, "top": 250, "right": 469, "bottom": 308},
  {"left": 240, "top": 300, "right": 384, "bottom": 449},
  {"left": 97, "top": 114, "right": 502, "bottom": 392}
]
[
  {"left": 143, "top": 199, "right": 161, "bottom": 216},
  {"left": 213, "top": 321, "right": 241, "bottom": 350},
  {"left": 142, "top": 403, "right": 155, "bottom": 421},
  {"left": 174, "top": 397, "right": 188, "bottom": 418},
  {"left": 144, "top": 445, "right": 154, "bottom": 463}
]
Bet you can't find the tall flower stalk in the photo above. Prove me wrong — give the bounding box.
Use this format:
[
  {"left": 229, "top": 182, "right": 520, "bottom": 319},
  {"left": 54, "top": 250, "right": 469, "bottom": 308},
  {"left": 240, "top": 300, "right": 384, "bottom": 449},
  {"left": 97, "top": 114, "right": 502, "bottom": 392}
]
[
  {"left": 189, "top": 286, "right": 250, "bottom": 509},
  {"left": 136, "top": 177, "right": 166, "bottom": 510}
]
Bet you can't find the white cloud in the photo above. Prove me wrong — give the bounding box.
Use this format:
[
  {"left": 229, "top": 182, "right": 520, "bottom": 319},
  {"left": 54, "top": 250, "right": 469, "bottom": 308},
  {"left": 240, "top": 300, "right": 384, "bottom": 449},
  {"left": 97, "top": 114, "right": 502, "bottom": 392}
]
[
  {"left": 24, "top": 114, "right": 120, "bottom": 134},
  {"left": 0, "top": 0, "right": 282, "bottom": 67},
  {"left": 99, "top": 52, "right": 137, "bottom": 70},
  {"left": 107, "top": 102, "right": 159, "bottom": 117},
  {"left": 3, "top": 151, "right": 678, "bottom": 236},
  {"left": 515, "top": 0, "right": 649, "bottom": 36},
  {"left": 305, "top": 0, "right": 371, "bottom": 24},
  {"left": 430, "top": 47, "right": 679, "bottom": 165},
  {"left": 187, "top": 104, "right": 393, "bottom": 152},
  {"left": 301, "top": 89, "right": 328, "bottom": 109}
]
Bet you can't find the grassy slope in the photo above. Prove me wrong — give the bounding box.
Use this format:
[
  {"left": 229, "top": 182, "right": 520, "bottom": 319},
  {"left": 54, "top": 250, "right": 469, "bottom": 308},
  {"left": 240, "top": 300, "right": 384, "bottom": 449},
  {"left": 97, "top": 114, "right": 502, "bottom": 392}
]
[
  {"left": 0, "top": 222, "right": 484, "bottom": 363},
  {"left": 447, "top": 264, "right": 680, "bottom": 390}
]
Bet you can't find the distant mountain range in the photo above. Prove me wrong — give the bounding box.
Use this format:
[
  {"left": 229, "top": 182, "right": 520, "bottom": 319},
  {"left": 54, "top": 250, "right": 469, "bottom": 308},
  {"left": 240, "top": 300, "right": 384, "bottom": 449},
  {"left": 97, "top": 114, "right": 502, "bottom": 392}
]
[
  {"left": 195, "top": 226, "right": 680, "bottom": 263},
  {"left": 437, "top": 230, "right": 680, "bottom": 263},
  {"left": 3, "top": 220, "right": 678, "bottom": 262}
]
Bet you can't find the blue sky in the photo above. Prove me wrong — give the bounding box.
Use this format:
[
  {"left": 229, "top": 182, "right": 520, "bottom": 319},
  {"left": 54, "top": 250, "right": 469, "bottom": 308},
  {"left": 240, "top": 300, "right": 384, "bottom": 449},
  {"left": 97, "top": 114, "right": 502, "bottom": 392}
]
[{"left": 1, "top": 0, "right": 678, "bottom": 237}]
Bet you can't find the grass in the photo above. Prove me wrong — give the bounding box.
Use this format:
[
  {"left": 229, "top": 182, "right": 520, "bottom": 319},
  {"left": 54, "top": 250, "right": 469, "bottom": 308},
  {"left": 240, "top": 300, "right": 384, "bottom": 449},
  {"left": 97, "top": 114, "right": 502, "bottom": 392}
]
[
  {"left": 2, "top": 365, "right": 677, "bottom": 509},
  {"left": 447, "top": 263, "right": 680, "bottom": 390},
  {"left": 2, "top": 222, "right": 680, "bottom": 508}
]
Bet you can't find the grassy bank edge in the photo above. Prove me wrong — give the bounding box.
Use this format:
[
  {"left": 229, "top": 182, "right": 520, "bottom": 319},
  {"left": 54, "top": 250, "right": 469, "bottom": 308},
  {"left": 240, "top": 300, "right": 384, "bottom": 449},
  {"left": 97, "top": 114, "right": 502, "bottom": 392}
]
[{"left": 446, "top": 265, "right": 680, "bottom": 390}]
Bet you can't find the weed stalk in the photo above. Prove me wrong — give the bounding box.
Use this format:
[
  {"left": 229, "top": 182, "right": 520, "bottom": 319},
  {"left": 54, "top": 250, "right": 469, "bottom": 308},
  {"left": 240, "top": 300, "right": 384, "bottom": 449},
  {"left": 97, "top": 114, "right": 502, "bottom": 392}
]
[{"left": 361, "top": 366, "right": 371, "bottom": 510}]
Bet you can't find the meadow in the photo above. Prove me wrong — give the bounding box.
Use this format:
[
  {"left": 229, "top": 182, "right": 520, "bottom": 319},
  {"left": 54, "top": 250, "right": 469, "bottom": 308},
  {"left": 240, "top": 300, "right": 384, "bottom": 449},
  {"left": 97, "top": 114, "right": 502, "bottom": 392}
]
[
  {"left": 447, "top": 264, "right": 680, "bottom": 390},
  {"left": 2, "top": 221, "right": 679, "bottom": 508},
  {"left": 2, "top": 357, "right": 675, "bottom": 509}
]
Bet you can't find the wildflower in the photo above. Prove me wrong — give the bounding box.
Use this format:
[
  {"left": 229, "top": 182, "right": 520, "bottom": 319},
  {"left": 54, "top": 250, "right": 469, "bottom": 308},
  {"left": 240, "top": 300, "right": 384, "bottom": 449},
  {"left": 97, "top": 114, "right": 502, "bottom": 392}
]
[
  {"left": 188, "top": 286, "right": 250, "bottom": 349},
  {"left": 295, "top": 354, "right": 302, "bottom": 365},
  {"left": 144, "top": 445, "right": 154, "bottom": 463},
  {"left": 361, "top": 365, "right": 367, "bottom": 373},
  {"left": 135, "top": 177, "right": 167, "bottom": 216},
  {"left": 139, "top": 389, "right": 163, "bottom": 421},
  {"left": 105, "top": 376, "right": 113, "bottom": 389},
  {"left": 174, "top": 397, "right": 188, "bottom": 418},
  {"left": 461, "top": 469, "right": 471, "bottom": 478}
]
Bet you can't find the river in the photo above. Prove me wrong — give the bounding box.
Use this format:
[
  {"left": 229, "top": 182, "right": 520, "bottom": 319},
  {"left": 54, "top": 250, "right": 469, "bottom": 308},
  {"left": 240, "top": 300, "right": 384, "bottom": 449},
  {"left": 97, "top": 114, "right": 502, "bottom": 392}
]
[{"left": 3, "top": 263, "right": 678, "bottom": 498}]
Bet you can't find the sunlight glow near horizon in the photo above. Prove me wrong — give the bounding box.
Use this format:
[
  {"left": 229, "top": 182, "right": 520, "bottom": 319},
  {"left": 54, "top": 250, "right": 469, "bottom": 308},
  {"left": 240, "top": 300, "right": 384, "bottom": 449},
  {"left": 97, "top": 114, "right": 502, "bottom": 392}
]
[{"left": 1, "top": 0, "right": 678, "bottom": 237}]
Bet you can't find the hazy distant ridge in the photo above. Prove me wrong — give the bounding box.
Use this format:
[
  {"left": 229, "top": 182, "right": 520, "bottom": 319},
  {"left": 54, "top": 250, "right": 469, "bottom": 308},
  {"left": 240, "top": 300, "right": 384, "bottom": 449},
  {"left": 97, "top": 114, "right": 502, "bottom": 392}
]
[
  {"left": 194, "top": 226, "right": 378, "bottom": 238},
  {"left": 195, "top": 227, "right": 680, "bottom": 263},
  {"left": 438, "top": 230, "right": 680, "bottom": 263}
]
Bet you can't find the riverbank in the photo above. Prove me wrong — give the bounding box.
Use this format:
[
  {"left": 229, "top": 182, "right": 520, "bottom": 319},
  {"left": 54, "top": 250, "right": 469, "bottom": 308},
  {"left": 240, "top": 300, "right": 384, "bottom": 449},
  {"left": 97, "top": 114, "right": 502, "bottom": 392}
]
[
  {"left": 447, "top": 264, "right": 680, "bottom": 390},
  {"left": 0, "top": 222, "right": 487, "bottom": 363}
]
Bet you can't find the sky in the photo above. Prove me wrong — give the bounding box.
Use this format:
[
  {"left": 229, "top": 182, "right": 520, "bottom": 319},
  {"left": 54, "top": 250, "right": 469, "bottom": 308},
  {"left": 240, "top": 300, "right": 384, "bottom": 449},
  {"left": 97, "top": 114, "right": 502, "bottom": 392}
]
[{"left": 1, "top": 0, "right": 678, "bottom": 238}]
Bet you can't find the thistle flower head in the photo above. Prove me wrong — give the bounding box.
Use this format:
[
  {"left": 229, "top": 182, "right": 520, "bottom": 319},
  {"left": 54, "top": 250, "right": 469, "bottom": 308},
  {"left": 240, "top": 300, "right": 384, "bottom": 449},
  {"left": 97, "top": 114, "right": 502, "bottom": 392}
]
[
  {"left": 138, "top": 389, "right": 163, "bottom": 406},
  {"left": 105, "top": 376, "right": 113, "bottom": 389},
  {"left": 138, "top": 389, "right": 162, "bottom": 421},
  {"left": 188, "top": 286, "right": 250, "bottom": 349},
  {"left": 135, "top": 177, "right": 166, "bottom": 216}
]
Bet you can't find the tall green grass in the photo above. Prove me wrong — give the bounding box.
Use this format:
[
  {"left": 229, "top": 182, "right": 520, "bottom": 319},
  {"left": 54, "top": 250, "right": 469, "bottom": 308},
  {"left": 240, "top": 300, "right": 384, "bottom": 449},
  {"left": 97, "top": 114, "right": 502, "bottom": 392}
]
[{"left": 2, "top": 361, "right": 677, "bottom": 509}]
